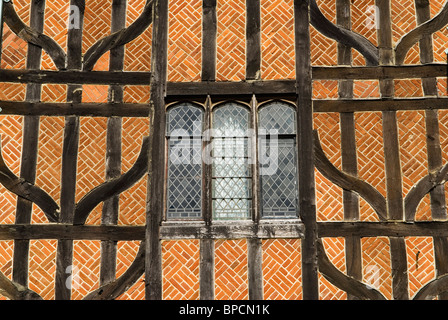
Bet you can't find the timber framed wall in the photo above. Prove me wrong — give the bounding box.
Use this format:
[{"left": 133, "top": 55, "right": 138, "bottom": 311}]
[{"left": 0, "top": 0, "right": 448, "bottom": 300}]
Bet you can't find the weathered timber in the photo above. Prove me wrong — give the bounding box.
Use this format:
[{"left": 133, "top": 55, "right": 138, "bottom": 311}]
[
  {"left": 314, "top": 97, "right": 448, "bottom": 113},
  {"left": 246, "top": 0, "right": 261, "bottom": 80},
  {"left": 317, "top": 221, "right": 448, "bottom": 238},
  {"left": 317, "top": 240, "right": 386, "bottom": 300},
  {"left": 0, "top": 138, "right": 59, "bottom": 222},
  {"left": 416, "top": 0, "right": 448, "bottom": 300},
  {"left": 202, "top": 0, "right": 216, "bottom": 81},
  {"left": 199, "top": 239, "right": 215, "bottom": 300},
  {"left": 377, "top": 0, "right": 408, "bottom": 300},
  {"left": 310, "top": 0, "right": 379, "bottom": 66},
  {"left": 13, "top": 0, "right": 45, "bottom": 291},
  {"left": 0, "top": 224, "right": 145, "bottom": 240},
  {"left": 74, "top": 136, "right": 149, "bottom": 225},
  {"left": 0, "top": 69, "right": 151, "bottom": 85},
  {"left": 146, "top": 0, "right": 168, "bottom": 300},
  {"left": 383, "top": 111, "right": 404, "bottom": 220},
  {"left": 248, "top": 238, "right": 263, "bottom": 300},
  {"left": 4, "top": 97, "right": 448, "bottom": 117},
  {"left": 314, "top": 130, "right": 387, "bottom": 221},
  {"left": 336, "top": 0, "right": 362, "bottom": 300},
  {"left": 0, "top": 64, "right": 445, "bottom": 86},
  {"left": 413, "top": 273, "right": 448, "bottom": 300},
  {"left": 295, "top": 0, "right": 318, "bottom": 300},
  {"left": 55, "top": 0, "right": 84, "bottom": 300},
  {"left": 0, "top": 271, "right": 42, "bottom": 300},
  {"left": 404, "top": 163, "right": 448, "bottom": 222},
  {"left": 160, "top": 220, "right": 304, "bottom": 240},
  {"left": 395, "top": 0, "right": 448, "bottom": 64},
  {"left": 83, "top": 0, "right": 152, "bottom": 71},
  {"left": 100, "top": 0, "right": 127, "bottom": 287},
  {"left": 2, "top": 0, "right": 66, "bottom": 69},
  {"left": 199, "top": 98, "right": 214, "bottom": 300},
  {"left": 0, "top": 101, "right": 150, "bottom": 117},
  {"left": 84, "top": 242, "right": 145, "bottom": 300}
]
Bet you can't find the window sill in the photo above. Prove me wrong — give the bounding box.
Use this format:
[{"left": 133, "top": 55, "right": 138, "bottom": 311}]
[{"left": 160, "top": 219, "right": 304, "bottom": 240}]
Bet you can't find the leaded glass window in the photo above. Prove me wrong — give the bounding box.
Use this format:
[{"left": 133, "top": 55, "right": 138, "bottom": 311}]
[
  {"left": 166, "top": 103, "right": 203, "bottom": 219},
  {"left": 259, "top": 102, "right": 298, "bottom": 218},
  {"left": 212, "top": 103, "right": 252, "bottom": 220}
]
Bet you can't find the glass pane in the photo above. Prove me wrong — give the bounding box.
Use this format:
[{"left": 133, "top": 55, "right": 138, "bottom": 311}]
[
  {"left": 259, "top": 102, "right": 296, "bottom": 135},
  {"left": 259, "top": 102, "right": 298, "bottom": 218},
  {"left": 212, "top": 103, "right": 251, "bottom": 220},
  {"left": 166, "top": 104, "right": 203, "bottom": 219},
  {"left": 167, "top": 102, "right": 203, "bottom": 137}
]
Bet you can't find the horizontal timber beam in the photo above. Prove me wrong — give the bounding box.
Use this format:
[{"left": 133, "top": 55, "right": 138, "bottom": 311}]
[
  {"left": 0, "top": 70, "right": 151, "bottom": 85},
  {"left": 0, "top": 101, "right": 150, "bottom": 117},
  {"left": 0, "top": 224, "right": 145, "bottom": 240},
  {"left": 2, "top": 221, "right": 448, "bottom": 240},
  {"left": 160, "top": 220, "right": 305, "bottom": 240},
  {"left": 1, "top": 97, "right": 447, "bottom": 116},
  {"left": 313, "top": 97, "right": 448, "bottom": 113},
  {"left": 0, "top": 63, "right": 444, "bottom": 88},
  {"left": 318, "top": 222, "right": 448, "bottom": 238}
]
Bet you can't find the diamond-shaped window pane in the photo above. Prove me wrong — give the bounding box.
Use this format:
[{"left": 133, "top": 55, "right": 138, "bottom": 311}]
[
  {"left": 259, "top": 102, "right": 296, "bottom": 135},
  {"left": 167, "top": 103, "right": 203, "bottom": 137},
  {"left": 260, "top": 139, "right": 298, "bottom": 217},
  {"left": 212, "top": 103, "right": 251, "bottom": 220},
  {"left": 166, "top": 103, "right": 203, "bottom": 219}
]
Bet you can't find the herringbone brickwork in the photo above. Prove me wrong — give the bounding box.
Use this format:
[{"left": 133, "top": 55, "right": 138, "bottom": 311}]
[
  {"left": 262, "top": 239, "right": 302, "bottom": 299},
  {"left": 261, "top": 0, "right": 295, "bottom": 79},
  {"left": 167, "top": 0, "right": 202, "bottom": 82}
]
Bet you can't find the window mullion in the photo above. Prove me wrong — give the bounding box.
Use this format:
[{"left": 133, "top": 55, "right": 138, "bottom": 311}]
[
  {"left": 203, "top": 96, "right": 213, "bottom": 225},
  {"left": 250, "top": 95, "right": 260, "bottom": 223}
]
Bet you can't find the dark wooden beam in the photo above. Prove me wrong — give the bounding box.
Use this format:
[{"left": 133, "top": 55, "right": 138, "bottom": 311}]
[
  {"left": 246, "top": 0, "right": 261, "bottom": 80},
  {"left": 0, "top": 69, "right": 151, "bottom": 85},
  {"left": 55, "top": 0, "right": 85, "bottom": 301},
  {"left": 0, "top": 224, "right": 145, "bottom": 240},
  {"left": 2, "top": 97, "right": 448, "bottom": 118},
  {"left": 0, "top": 64, "right": 444, "bottom": 86},
  {"left": 146, "top": 0, "right": 168, "bottom": 301},
  {"left": 202, "top": 0, "right": 217, "bottom": 81},
  {"left": 318, "top": 222, "right": 448, "bottom": 238},
  {"left": 160, "top": 220, "right": 304, "bottom": 240},
  {"left": 295, "top": 0, "right": 318, "bottom": 300},
  {"left": 13, "top": 0, "right": 45, "bottom": 291},
  {"left": 314, "top": 97, "right": 448, "bottom": 113},
  {"left": 100, "top": 0, "right": 127, "bottom": 287}
]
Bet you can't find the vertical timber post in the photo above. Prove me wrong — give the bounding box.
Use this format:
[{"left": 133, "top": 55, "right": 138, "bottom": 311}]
[
  {"left": 336, "top": 0, "right": 362, "bottom": 300},
  {"left": 13, "top": 0, "right": 44, "bottom": 292},
  {"left": 295, "top": 0, "right": 318, "bottom": 300},
  {"left": 55, "top": 0, "right": 84, "bottom": 300},
  {"left": 376, "top": 0, "right": 408, "bottom": 300},
  {"left": 100, "top": 0, "right": 127, "bottom": 286},
  {"left": 146, "top": 0, "right": 168, "bottom": 300},
  {"left": 200, "top": 0, "right": 217, "bottom": 300}
]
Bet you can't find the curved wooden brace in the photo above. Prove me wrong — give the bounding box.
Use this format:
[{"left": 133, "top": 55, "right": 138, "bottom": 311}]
[
  {"left": 3, "top": 1, "right": 67, "bottom": 70},
  {"left": 413, "top": 273, "right": 448, "bottom": 300},
  {"left": 73, "top": 136, "right": 150, "bottom": 225},
  {"left": 313, "top": 130, "right": 387, "bottom": 221},
  {"left": 404, "top": 164, "right": 448, "bottom": 222},
  {"left": 82, "top": 0, "right": 153, "bottom": 71},
  {"left": 83, "top": 242, "right": 145, "bottom": 300},
  {"left": 0, "top": 139, "right": 60, "bottom": 223},
  {"left": 395, "top": 0, "right": 448, "bottom": 64},
  {"left": 0, "top": 270, "right": 42, "bottom": 300},
  {"left": 310, "top": 0, "right": 379, "bottom": 66},
  {"left": 317, "top": 240, "right": 387, "bottom": 300}
]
